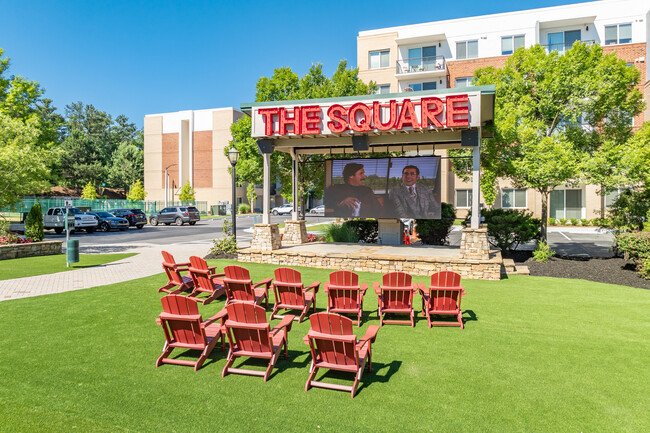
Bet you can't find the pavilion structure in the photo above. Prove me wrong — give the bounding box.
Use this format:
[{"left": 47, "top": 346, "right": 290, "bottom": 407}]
[{"left": 237, "top": 86, "right": 502, "bottom": 280}]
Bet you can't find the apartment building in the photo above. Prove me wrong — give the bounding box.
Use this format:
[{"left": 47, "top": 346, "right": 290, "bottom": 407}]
[{"left": 358, "top": 0, "right": 649, "bottom": 220}]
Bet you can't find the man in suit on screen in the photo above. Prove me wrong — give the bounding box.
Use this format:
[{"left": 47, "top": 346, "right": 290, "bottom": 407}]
[{"left": 388, "top": 165, "right": 440, "bottom": 219}]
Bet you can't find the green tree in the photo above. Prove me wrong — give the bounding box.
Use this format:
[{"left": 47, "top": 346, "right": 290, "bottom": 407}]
[
  {"left": 178, "top": 180, "right": 196, "bottom": 202},
  {"left": 470, "top": 43, "right": 643, "bottom": 240},
  {"left": 0, "top": 113, "right": 50, "bottom": 208},
  {"left": 246, "top": 183, "right": 257, "bottom": 210},
  {"left": 126, "top": 179, "right": 147, "bottom": 201},
  {"left": 228, "top": 60, "right": 376, "bottom": 213},
  {"left": 24, "top": 201, "right": 44, "bottom": 242},
  {"left": 108, "top": 142, "right": 144, "bottom": 194},
  {"left": 81, "top": 181, "right": 98, "bottom": 199}
]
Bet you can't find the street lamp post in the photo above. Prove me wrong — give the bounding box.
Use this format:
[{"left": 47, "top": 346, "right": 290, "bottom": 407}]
[
  {"left": 164, "top": 163, "right": 177, "bottom": 208},
  {"left": 227, "top": 147, "right": 240, "bottom": 241}
]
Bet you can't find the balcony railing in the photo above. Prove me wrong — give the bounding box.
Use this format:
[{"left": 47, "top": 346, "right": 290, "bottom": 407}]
[
  {"left": 542, "top": 40, "right": 595, "bottom": 54},
  {"left": 396, "top": 56, "right": 446, "bottom": 74}
]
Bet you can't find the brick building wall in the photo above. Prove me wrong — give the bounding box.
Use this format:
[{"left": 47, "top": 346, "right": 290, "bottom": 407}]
[
  {"left": 161, "top": 133, "right": 179, "bottom": 188},
  {"left": 447, "top": 56, "right": 509, "bottom": 87},
  {"left": 192, "top": 131, "right": 213, "bottom": 188}
]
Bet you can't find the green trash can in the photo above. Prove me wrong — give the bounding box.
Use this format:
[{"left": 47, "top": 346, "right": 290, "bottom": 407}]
[{"left": 67, "top": 239, "right": 79, "bottom": 264}]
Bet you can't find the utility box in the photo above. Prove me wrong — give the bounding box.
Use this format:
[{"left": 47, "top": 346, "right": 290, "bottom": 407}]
[{"left": 377, "top": 219, "right": 404, "bottom": 245}]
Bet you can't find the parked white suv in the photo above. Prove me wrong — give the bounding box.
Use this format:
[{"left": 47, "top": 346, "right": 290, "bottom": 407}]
[
  {"left": 271, "top": 203, "right": 300, "bottom": 215},
  {"left": 43, "top": 207, "right": 98, "bottom": 234}
]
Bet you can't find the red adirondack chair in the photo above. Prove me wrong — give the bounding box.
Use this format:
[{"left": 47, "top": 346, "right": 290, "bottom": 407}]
[
  {"left": 222, "top": 302, "right": 294, "bottom": 382},
  {"left": 271, "top": 267, "right": 320, "bottom": 322},
  {"left": 159, "top": 251, "right": 194, "bottom": 294},
  {"left": 222, "top": 265, "right": 271, "bottom": 308},
  {"left": 186, "top": 256, "right": 226, "bottom": 305},
  {"left": 324, "top": 270, "right": 367, "bottom": 326},
  {"left": 156, "top": 294, "right": 226, "bottom": 371},
  {"left": 373, "top": 271, "right": 422, "bottom": 327},
  {"left": 304, "top": 312, "right": 380, "bottom": 398},
  {"left": 420, "top": 271, "right": 466, "bottom": 329}
]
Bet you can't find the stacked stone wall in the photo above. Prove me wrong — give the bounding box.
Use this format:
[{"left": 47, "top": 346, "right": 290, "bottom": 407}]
[{"left": 0, "top": 241, "right": 63, "bottom": 260}]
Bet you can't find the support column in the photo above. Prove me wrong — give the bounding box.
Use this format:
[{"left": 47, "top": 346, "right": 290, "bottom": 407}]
[
  {"left": 471, "top": 131, "right": 481, "bottom": 229},
  {"left": 263, "top": 153, "right": 271, "bottom": 224},
  {"left": 291, "top": 151, "right": 299, "bottom": 221}
]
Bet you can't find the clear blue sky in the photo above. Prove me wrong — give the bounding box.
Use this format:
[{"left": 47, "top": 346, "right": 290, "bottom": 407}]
[{"left": 1, "top": 0, "right": 591, "bottom": 128}]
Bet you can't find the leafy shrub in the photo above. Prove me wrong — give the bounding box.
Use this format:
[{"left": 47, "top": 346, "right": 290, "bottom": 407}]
[
  {"left": 81, "top": 182, "right": 98, "bottom": 199},
  {"left": 548, "top": 217, "right": 556, "bottom": 226},
  {"left": 616, "top": 232, "right": 650, "bottom": 280},
  {"left": 532, "top": 241, "right": 555, "bottom": 262},
  {"left": 127, "top": 179, "right": 147, "bottom": 200},
  {"left": 238, "top": 203, "right": 251, "bottom": 214},
  {"left": 210, "top": 219, "right": 238, "bottom": 255},
  {"left": 481, "top": 208, "right": 540, "bottom": 252},
  {"left": 607, "top": 189, "right": 650, "bottom": 232},
  {"left": 0, "top": 235, "right": 32, "bottom": 245},
  {"left": 416, "top": 202, "right": 456, "bottom": 245},
  {"left": 559, "top": 218, "right": 568, "bottom": 225},
  {"left": 324, "top": 224, "right": 359, "bottom": 243},
  {"left": 25, "top": 201, "right": 44, "bottom": 242},
  {"left": 580, "top": 218, "right": 589, "bottom": 226},
  {"left": 569, "top": 218, "right": 579, "bottom": 226},
  {"left": 343, "top": 219, "right": 378, "bottom": 243}
]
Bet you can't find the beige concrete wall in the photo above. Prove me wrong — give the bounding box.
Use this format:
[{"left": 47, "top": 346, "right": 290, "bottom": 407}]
[
  {"left": 357, "top": 32, "right": 398, "bottom": 91},
  {"left": 144, "top": 116, "right": 164, "bottom": 202}
]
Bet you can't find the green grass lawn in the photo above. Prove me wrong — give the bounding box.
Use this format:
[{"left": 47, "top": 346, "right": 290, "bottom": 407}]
[
  {"left": 0, "top": 253, "right": 136, "bottom": 280},
  {"left": 0, "top": 261, "right": 648, "bottom": 432}
]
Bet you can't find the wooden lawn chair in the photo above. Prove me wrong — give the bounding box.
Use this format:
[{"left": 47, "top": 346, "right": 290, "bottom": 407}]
[
  {"left": 373, "top": 271, "right": 422, "bottom": 327},
  {"left": 271, "top": 267, "right": 320, "bottom": 322},
  {"left": 186, "top": 256, "right": 226, "bottom": 305},
  {"left": 420, "top": 271, "right": 466, "bottom": 329},
  {"left": 304, "top": 312, "right": 380, "bottom": 398},
  {"left": 159, "top": 251, "right": 194, "bottom": 294},
  {"left": 156, "top": 294, "right": 226, "bottom": 371},
  {"left": 223, "top": 265, "right": 271, "bottom": 308},
  {"left": 222, "top": 302, "right": 294, "bottom": 382},
  {"left": 324, "top": 270, "right": 367, "bottom": 326}
]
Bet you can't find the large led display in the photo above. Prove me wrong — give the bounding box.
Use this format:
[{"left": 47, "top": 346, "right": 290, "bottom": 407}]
[{"left": 324, "top": 156, "right": 441, "bottom": 219}]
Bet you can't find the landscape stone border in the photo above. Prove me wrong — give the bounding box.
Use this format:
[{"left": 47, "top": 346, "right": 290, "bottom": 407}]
[{"left": 0, "top": 240, "right": 63, "bottom": 260}]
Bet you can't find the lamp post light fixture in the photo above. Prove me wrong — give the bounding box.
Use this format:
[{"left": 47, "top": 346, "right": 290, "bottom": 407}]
[
  {"left": 227, "top": 147, "right": 240, "bottom": 240},
  {"left": 164, "top": 163, "right": 177, "bottom": 208}
]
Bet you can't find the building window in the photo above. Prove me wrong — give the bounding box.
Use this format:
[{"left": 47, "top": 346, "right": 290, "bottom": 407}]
[
  {"left": 501, "top": 35, "right": 525, "bottom": 55},
  {"left": 407, "top": 46, "right": 437, "bottom": 72},
  {"left": 605, "top": 188, "right": 627, "bottom": 207},
  {"left": 547, "top": 30, "right": 581, "bottom": 52},
  {"left": 605, "top": 23, "right": 632, "bottom": 45},
  {"left": 375, "top": 84, "right": 391, "bottom": 94},
  {"left": 369, "top": 50, "right": 390, "bottom": 69},
  {"left": 501, "top": 188, "right": 527, "bottom": 208},
  {"left": 455, "top": 77, "right": 473, "bottom": 87},
  {"left": 550, "top": 189, "right": 583, "bottom": 219},
  {"left": 456, "top": 40, "right": 478, "bottom": 60},
  {"left": 456, "top": 189, "right": 473, "bottom": 208},
  {"left": 407, "top": 82, "right": 436, "bottom": 92}
]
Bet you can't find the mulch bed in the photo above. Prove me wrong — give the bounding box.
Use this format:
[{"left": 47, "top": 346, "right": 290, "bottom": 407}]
[{"left": 505, "top": 250, "right": 650, "bottom": 290}]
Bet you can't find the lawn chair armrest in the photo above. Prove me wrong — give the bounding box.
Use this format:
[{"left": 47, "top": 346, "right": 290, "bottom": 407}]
[
  {"left": 253, "top": 277, "right": 272, "bottom": 288},
  {"left": 203, "top": 308, "right": 227, "bottom": 326},
  {"left": 361, "top": 325, "right": 380, "bottom": 344},
  {"left": 207, "top": 266, "right": 218, "bottom": 273},
  {"left": 360, "top": 283, "right": 368, "bottom": 296},
  {"left": 323, "top": 282, "right": 331, "bottom": 294},
  {"left": 305, "top": 281, "right": 320, "bottom": 294},
  {"left": 272, "top": 315, "right": 295, "bottom": 334},
  {"left": 209, "top": 273, "right": 225, "bottom": 282},
  {"left": 416, "top": 282, "right": 426, "bottom": 295},
  {"left": 303, "top": 334, "right": 311, "bottom": 345},
  {"left": 373, "top": 282, "right": 381, "bottom": 295}
]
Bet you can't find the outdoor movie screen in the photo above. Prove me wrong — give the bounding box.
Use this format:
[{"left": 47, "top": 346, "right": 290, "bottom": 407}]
[{"left": 324, "top": 156, "right": 441, "bottom": 219}]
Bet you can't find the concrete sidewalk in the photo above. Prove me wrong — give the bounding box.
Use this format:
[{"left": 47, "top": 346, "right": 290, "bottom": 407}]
[{"left": 0, "top": 241, "right": 213, "bottom": 302}]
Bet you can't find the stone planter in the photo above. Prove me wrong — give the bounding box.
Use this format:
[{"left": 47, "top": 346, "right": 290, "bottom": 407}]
[{"left": 0, "top": 240, "right": 63, "bottom": 260}]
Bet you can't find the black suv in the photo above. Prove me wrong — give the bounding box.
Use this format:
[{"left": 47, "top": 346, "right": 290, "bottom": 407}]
[{"left": 109, "top": 208, "right": 147, "bottom": 229}]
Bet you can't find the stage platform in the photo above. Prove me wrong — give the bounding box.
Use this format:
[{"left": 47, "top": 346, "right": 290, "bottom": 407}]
[{"left": 238, "top": 242, "right": 503, "bottom": 280}]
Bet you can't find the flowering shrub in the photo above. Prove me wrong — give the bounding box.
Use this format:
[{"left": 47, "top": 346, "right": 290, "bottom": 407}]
[
  {"left": 0, "top": 234, "right": 33, "bottom": 245},
  {"left": 307, "top": 233, "right": 325, "bottom": 242}
]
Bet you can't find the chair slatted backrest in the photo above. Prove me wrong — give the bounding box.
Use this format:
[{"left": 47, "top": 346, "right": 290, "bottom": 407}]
[
  {"left": 328, "top": 271, "right": 361, "bottom": 310},
  {"left": 225, "top": 302, "right": 272, "bottom": 355},
  {"left": 162, "top": 251, "right": 184, "bottom": 285},
  {"left": 429, "top": 272, "right": 463, "bottom": 312},
  {"left": 189, "top": 256, "right": 212, "bottom": 291},
  {"left": 223, "top": 266, "right": 255, "bottom": 303},
  {"left": 308, "top": 313, "right": 358, "bottom": 368},
  {"left": 160, "top": 295, "right": 205, "bottom": 347},
  {"left": 274, "top": 268, "right": 306, "bottom": 306},
  {"left": 381, "top": 272, "right": 413, "bottom": 309}
]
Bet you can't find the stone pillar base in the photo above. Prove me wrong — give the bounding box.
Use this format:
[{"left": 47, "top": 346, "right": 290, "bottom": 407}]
[
  {"left": 282, "top": 220, "right": 308, "bottom": 246},
  {"left": 251, "top": 224, "right": 281, "bottom": 251},
  {"left": 459, "top": 226, "right": 490, "bottom": 260}
]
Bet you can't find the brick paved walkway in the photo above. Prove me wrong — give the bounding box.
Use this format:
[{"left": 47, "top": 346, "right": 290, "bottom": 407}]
[{"left": 0, "top": 241, "right": 213, "bottom": 301}]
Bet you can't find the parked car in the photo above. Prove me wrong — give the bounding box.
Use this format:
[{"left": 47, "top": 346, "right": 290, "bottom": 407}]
[
  {"left": 149, "top": 206, "right": 200, "bottom": 226},
  {"left": 109, "top": 209, "right": 147, "bottom": 229},
  {"left": 271, "top": 203, "right": 300, "bottom": 215},
  {"left": 309, "top": 205, "right": 325, "bottom": 215},
  {"left": 43, "top": 207, "right": 98, "bottom": 234},
  {"left": 85, "top": 211, "right": 129, "bottom": 232}
]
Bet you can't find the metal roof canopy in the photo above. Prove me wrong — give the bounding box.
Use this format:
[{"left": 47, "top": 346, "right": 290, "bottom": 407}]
[{"left": 241, "top": 85, "right": 495, "bottom": 156}]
